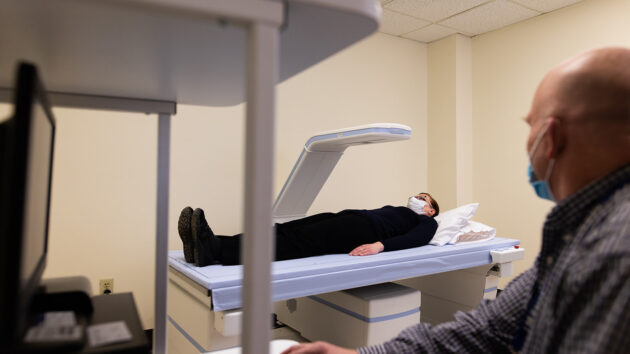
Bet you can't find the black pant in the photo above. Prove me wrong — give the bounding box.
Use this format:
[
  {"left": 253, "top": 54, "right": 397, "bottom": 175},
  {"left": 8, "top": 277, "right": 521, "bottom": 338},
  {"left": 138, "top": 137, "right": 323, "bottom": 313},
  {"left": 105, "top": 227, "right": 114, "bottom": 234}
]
[{"left": 217, "top": 211, "right": 378, "bottom": 265}]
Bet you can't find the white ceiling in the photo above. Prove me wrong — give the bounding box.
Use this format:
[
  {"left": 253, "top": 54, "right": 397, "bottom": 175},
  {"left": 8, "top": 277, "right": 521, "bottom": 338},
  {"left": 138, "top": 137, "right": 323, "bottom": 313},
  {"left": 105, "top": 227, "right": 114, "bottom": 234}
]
[{"left": 378, "top": 0, "right": 585, "bottom": 43}]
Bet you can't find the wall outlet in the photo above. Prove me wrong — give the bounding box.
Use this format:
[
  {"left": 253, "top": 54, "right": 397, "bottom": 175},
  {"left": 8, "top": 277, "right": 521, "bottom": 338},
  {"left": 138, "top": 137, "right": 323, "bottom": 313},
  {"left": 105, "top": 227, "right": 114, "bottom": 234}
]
[{"left": 99, "top": 278, "right": 114, "bottom": 295}]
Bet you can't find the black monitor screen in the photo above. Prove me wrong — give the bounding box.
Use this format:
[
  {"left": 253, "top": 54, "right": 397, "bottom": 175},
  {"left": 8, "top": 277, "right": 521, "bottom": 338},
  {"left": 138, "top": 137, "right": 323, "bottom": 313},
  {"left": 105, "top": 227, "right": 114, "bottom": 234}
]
[
  {"left": 0, "top": 62, "right": 55, "bottom": 351},
  {"left": 20, "top": 87, "right": 53, "bottom": 289}
]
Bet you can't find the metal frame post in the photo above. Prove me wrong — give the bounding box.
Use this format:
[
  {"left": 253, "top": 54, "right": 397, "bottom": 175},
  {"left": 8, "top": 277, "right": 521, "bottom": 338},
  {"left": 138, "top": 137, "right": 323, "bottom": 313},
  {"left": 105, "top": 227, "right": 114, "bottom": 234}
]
[
  {"left": 155, "top": 113, "right": 171, "bottom": 354},
  {"left": 241, "top": 21, "right": 278, "bottom": 354}
]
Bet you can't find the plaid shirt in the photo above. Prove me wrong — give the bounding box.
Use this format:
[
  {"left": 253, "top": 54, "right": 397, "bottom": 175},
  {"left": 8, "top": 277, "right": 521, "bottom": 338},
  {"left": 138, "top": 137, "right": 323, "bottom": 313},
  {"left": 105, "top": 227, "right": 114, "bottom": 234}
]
[{"left": 359, "top": 163, "right": 630, "bottom": 354}]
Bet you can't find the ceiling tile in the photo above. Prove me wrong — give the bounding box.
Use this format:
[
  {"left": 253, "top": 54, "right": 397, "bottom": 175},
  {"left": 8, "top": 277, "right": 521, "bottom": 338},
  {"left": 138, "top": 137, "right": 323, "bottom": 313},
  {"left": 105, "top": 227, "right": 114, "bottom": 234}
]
[
  {"left": 385, "top": 0, "right": 488, "bottom": 22},
  {"left": 439, "top": 0, "right": 540, "bottom": 35},
  {"left": 511, "top": 0, "right": 584, "bottom": 13},
  {"left": 402, "top": 24, "right": 458, "bottom": 43},
  {"left": 380, "top": 8, "right": 431, "bottom": 36}
]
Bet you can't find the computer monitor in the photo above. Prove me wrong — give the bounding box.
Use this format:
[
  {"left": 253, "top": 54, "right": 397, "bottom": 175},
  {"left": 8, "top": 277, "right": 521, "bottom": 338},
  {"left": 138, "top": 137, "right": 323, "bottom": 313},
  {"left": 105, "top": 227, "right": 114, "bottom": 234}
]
[{"left": 0, "top": 62, "right": 56, "bottom": 351}]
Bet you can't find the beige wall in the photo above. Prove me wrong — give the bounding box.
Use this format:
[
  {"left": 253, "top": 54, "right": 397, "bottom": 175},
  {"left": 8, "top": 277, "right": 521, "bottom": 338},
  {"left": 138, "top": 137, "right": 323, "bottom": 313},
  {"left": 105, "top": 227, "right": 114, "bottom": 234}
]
[
  {"left": 471, "top": 0, "right": 630, "bottom": 287},
  {"left": 455, "top": 35, "right": 473, "bottom": 206},
  {"left": 37, "top": 33, "right": 428, "bottom": 329},
  {"left": 427, "top": 34, "right": 473, "bottom": 211},
  {"left": 427, "top": 36, "right": 457, "bottom": 210},
  {"left": 277, "top": 34, "right": 428, "bottom": 214},
  {"left": 46, "top": 107, "right": 159, "bottom": 328}
]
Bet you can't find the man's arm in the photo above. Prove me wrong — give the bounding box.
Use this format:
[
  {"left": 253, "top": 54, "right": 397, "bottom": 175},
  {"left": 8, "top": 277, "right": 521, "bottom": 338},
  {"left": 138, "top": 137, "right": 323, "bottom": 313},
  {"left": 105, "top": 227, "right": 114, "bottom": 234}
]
[{"left": 282, "top": 341, "right": 357, "bottom": 354}]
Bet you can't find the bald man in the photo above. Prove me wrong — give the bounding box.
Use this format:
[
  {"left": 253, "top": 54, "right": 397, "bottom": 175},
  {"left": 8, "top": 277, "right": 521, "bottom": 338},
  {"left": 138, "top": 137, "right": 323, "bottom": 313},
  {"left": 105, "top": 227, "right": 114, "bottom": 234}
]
[{"left": 282, "top": 47, "right": 630, "bottom": 354}]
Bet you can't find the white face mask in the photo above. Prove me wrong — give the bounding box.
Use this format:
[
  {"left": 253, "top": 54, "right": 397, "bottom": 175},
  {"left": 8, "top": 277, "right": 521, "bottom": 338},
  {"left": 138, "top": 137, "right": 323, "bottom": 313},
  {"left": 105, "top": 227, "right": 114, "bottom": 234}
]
[{"left": 407, "top": 197, "right": 427, "bottom": 215}]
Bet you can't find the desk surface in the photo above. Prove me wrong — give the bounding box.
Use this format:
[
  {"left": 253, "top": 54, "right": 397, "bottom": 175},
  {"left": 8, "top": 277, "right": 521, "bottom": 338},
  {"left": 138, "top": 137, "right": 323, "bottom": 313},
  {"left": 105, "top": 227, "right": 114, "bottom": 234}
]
[
  {"left": 0, "top": 0, "right": 379, "bottom": 106},
  {"left": 82, "top": 293, "right": 150, "bottom": 354}
]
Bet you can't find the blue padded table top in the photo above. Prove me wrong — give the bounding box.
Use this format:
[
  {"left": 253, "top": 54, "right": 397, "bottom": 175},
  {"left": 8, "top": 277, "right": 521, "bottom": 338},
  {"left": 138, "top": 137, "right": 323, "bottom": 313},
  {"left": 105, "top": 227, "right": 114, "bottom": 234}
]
[{"left": 168, "top": 237, "right": 519, "bottom": 311}]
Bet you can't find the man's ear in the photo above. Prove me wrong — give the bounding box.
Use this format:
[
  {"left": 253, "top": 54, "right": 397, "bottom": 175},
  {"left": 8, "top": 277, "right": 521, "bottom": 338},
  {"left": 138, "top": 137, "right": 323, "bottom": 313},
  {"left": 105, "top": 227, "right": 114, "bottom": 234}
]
[{"left": 545, "top": 117, "right": 565, "bottom": 159}]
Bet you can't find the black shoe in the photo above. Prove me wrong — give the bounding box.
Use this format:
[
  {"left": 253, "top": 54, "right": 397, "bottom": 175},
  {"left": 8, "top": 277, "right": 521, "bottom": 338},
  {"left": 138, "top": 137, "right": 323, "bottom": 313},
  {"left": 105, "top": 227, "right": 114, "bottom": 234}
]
[
  {"left": 178, "top": 207, "right": 194, "bottom": 263},
  {"left": 192, "top": 208, "right": 217, "bottom": 267}
]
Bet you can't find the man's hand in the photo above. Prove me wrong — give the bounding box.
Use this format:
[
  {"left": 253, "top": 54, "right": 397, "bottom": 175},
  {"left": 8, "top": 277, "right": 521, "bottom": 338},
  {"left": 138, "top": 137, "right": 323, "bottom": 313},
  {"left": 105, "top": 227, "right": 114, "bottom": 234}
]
[
  {"left": 349, "top": 242, "right": 384, "bottom": 256},
  {"left": 281, "top": 341, "right": 357, "bottom": 354}
]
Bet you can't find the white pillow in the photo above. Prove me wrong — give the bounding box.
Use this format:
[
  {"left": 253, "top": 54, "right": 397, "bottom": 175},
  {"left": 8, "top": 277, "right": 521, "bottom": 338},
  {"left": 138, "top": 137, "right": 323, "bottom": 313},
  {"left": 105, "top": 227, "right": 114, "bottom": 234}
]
[
  {"left": 430, "top": 203, "right": 479, "bottom": 246},
  {"left": 448, "top": 220, "right": 496, "bottom": 244},
  {"left": 434, "top": 203, "right": 478, "bottom": 224},
  {"left": 430, "top": 215, "right": 469, "bottom": 246}
]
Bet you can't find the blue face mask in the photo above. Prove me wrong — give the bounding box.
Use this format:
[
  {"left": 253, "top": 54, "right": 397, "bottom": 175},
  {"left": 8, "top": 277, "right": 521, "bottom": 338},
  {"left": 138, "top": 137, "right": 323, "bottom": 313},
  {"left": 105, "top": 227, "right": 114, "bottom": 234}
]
[
  {"left": 527, "top": 165, "right": 555, "bottom": 201},
  {"left": 528, "top": 123, "right": 556, "bottom": 201}
]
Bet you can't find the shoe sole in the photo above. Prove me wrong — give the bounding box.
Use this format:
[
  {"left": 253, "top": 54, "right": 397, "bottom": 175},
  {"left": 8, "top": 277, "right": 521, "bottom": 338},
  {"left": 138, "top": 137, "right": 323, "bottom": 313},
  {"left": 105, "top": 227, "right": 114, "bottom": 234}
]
[
  {"left": 192, "top": 208, "right": 214, "bottom": 267},
  {"left": 192, "top": 208, "right": 205, "bottom": 267},
  {"left": 178, "top": 207, "right": 194, "bottom": 263}
]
